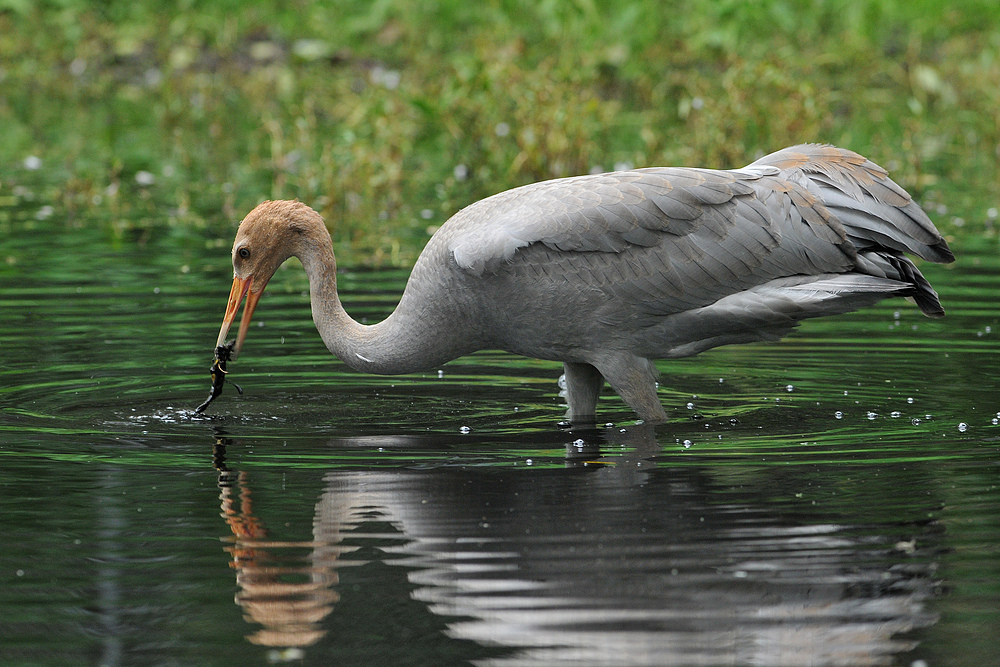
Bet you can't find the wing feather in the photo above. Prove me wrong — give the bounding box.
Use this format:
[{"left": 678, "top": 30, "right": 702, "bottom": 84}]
[
  {"left": 749, "top": 143, "right": 954, "bottom": 263},
  {"left": 438, "top": 144, "right": 952, "bottom": 328}
]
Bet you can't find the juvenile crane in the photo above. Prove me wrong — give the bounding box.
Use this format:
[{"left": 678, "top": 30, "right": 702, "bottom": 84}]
[{"left": 214, "top": 144, "right": 953, "bottom": 423}]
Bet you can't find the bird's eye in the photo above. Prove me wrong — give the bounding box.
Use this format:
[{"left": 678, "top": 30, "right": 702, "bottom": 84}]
[{"left": 238, "top": 247, "right": 250, "bottom": 259}]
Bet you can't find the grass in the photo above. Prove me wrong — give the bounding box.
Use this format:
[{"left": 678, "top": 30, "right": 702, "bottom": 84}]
[{"left": 1, "top": 0, "right": 998, "bottom": 265}]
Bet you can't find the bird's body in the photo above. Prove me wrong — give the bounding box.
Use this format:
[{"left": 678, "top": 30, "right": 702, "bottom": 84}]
[{"left": 216, "top": 144, "right": 953, "bottom": 423}]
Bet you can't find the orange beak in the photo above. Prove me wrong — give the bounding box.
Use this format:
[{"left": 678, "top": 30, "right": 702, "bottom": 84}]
[{"left": 216, "top": 275, "right": 267, "bottom": 358}]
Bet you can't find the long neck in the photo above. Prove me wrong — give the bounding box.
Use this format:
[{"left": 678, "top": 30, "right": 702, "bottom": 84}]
[{"left": 298, "top": 239, "right": 471, "bottom": 375}]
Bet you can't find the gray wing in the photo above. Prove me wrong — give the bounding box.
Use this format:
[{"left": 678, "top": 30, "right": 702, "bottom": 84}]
[
  {"left": 439, "top": 144, "right": 950, "bottom": 321},
  {"left": 747, "top": 144, "right": 953, "bottom": 316},
  {"left": 747, "top": 144, "right": 953, "bottom": 263}
]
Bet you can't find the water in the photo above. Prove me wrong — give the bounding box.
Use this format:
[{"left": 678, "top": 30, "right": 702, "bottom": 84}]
[{"left": 1, "top": 213, "right": 999, "bottom": 666}]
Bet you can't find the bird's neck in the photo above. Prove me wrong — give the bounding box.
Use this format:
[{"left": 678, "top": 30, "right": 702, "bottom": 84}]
[{"left": 299, "top": 238, "right": 468, "bottom": 375}]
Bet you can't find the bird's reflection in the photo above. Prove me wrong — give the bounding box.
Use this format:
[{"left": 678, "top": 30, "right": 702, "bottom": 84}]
[
  {"left": 210, "top": 431, "right": 940, "bottom": 666},
  {"left": 214, "top": 438, "right": 343, "bottom": 651}
]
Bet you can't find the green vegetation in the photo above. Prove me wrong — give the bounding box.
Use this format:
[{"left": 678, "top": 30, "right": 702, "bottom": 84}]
[{"left": 2, "top": 0, "right": 998, "bottom": 265}]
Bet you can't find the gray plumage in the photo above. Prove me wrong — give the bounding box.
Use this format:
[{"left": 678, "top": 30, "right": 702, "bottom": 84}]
[{"left": 219, "top": 144, "right": 953, "bottom": 423}]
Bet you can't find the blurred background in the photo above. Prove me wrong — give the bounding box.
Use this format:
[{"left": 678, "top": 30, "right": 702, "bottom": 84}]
[{"left": 2, "top": 0, "right": 998, "bottom": 266}]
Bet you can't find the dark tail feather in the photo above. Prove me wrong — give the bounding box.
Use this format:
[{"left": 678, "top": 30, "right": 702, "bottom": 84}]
[{"left": 856, "top": 251, "right": 945, "bottom": 317}]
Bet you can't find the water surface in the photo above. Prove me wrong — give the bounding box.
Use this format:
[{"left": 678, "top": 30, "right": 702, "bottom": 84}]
[{"left": 1, "top": 215, "right": 998, "bottom": 666}]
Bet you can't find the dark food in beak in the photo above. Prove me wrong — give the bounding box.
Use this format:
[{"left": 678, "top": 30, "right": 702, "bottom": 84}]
[{"left": 194, "top": 340, "right": 243, "bottom": 414}]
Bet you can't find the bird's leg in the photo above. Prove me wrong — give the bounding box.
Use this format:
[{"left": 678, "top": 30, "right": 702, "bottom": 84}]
[
  {"left": 591, "top": 353, "right": 668, "bottom": 424},
  {"left": 562, "top": 362, "right": 605, "bottom": 424}
]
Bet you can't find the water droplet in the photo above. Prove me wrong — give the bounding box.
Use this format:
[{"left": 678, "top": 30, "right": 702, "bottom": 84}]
[
  {"left": 604, "top": 422, "right": 615, "bottom": 428},
  {"left": 867, "top": 411, "right": 878, "bottom": 420},
  {"left": 494, "top": 122, "right": 510, "bottom": 137},
  {"left": 459, "top": 426, "right": 471, "bottom": 434},
  {"left": 844, "top": 390, "right": 849, "bottom": 396},
  {"left": 525, "top": 458, "right": 533, "bottom": 466},
  {"left": 958, "top": 422, "right": 968, "bottom": 432},
  {"left": 834, "top": 411, "right": 843, "bottom": 419},
  {"left": 686, "top": 402, "right": 695, "bottom": 409},
  {"left": 890, "top": 411, "right": 901, "bottom": 418},
  {"left": 573, "top": 439, "right": 585, "bottom": 447},
  {"left": 785, "top": 384, "right": 794, "bottom": 392},
  {"left": 911, "top": 418, "right": 922, "bottom": 426},
  {"left": 682, "top": 440, "right": 692, "bottom": 448},
  {"left": 991, "top": 418, "right": 998, "bottom": 425},
  {"left": 718, "top": 378, "right": 724, "bottom": 383},
  {"left": 437, "top": 369, "right": 444, "bottom": 378},
  {"left": 907, "top": 397, "right": 915, "bottom": 404},
  {"left": 23, "top": 155, "right": 41, "bottom": 170}
]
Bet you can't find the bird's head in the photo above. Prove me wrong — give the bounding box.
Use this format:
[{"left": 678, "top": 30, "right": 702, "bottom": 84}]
[{"left": 216, "top": 200, "right": 329, "bottom": 358}]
